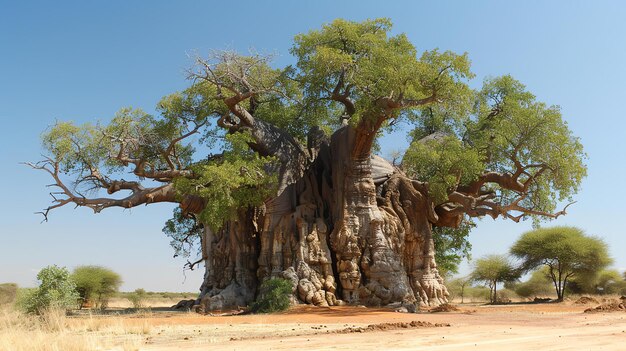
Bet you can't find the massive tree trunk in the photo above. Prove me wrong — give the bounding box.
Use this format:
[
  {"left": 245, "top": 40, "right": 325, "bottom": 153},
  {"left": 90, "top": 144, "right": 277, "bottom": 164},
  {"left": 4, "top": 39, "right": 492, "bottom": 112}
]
[{"left": 196, "top": 124, "right": 449, "bottom": 311}]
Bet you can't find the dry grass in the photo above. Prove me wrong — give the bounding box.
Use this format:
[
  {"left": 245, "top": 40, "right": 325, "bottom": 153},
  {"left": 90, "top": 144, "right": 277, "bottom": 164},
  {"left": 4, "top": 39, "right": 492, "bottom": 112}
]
[
  {"left": 0, "top": 295, "right": 193, "bottom": 350},
  {"left": 0, "top": 306, "right": 145, "bottom": 351}
]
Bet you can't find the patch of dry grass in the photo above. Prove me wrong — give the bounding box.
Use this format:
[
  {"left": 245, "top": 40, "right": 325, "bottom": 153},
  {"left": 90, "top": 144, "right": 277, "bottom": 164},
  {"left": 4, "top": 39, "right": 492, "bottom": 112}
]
[{"left": 0, "top": 306, "right": 147, "bottom": 351}]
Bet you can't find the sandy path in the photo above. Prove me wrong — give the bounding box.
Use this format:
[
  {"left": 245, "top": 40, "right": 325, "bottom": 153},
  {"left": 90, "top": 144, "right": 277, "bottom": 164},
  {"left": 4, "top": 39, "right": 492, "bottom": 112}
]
[{"left": 136, "top": 305, "right": 625, "bottom": 350}]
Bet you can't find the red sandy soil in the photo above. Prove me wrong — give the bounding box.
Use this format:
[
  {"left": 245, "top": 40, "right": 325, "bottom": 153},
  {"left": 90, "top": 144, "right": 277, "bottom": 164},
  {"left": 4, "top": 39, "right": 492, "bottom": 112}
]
[{"left": 90, "top": 303, "right": 626, "bottom": 350}]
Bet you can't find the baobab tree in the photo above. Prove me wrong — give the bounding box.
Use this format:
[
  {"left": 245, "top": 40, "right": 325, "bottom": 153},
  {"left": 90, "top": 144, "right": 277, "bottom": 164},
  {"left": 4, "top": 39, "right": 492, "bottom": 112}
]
[{"left": 30, "top": 18, "right": 586, "bottom": 311}]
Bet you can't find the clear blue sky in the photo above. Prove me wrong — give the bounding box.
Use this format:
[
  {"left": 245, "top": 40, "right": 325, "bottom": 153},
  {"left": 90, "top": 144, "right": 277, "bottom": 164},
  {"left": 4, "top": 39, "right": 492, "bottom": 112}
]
[{"left": 1, "top": 0, "right": 625, "bottom": 292}]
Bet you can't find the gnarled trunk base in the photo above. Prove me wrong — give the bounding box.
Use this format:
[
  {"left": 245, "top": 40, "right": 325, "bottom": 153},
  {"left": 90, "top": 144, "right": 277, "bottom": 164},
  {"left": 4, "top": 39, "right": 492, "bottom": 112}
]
[{"left": 193, "top": 127, "right": 448, "bottom": 312}]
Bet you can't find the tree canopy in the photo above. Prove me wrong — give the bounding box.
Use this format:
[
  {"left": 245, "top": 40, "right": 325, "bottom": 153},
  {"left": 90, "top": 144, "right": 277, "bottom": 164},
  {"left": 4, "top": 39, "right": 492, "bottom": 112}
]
[
  {"left": 471, "top": 254, "right": 520, "bottom": 303},
  {"left": 31, "top": 18, "right": 585, "bottom": 230},
  {"left": 510, "top": 226, "right": 611, "bottom": 300},
  {"left": 71, "top": 265, "right": 122, "bottom": 309}
]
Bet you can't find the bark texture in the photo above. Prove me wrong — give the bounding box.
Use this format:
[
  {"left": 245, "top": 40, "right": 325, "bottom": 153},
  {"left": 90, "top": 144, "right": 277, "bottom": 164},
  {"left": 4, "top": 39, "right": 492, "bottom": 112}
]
[{"left": 196, "top": 125, "right": 448, "bottom": 311}]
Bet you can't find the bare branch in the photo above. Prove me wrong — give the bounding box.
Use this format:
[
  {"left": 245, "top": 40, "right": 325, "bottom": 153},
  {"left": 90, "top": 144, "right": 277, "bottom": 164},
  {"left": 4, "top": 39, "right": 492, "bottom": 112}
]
[
  {"left": 25, "top": 158, "right": 180, "bottom": 220},
  {"left": 184, "top": 257, "right": 204, "bottom": 271},
  {"left": 436, "top": 187, "right": 576, "bottom": 225}
]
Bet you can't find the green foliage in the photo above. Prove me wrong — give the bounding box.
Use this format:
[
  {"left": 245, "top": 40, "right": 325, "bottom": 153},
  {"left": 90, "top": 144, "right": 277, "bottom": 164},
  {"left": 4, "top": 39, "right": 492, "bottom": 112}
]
[
  {"left": 445, "top": 276, "right": 471, "bottom": 303},
  {"left": 292, "top": 18, "right": 473, "bottom": 125},
  {"left": 127, "top": 288, "right": 148, "bottom": 308},
  {"left": 402, "top": 75, "right": 587, "bottom": 211},
  {"left": 17, "top": 265, "right": 79, "bottom": 314},
  {"left": 173, "top": 131, "right": 277, "bottom": 230},
  {"left": 565, "top": 272, "right": 595, "bottom": 295},
  {"left": 250, "top": 278, "right": 293, "bottom": 313},
  {"left": 42, "top": 121, "right": 104, "bottom": 174},
  {"left": 471, "top": 255, "right": 520, "bottom": 303},
  {"left": 37, "top": 19, "right": 587, "bottom": 226},
  {"left": 594, "top": 269, "right": 626, "bottom": 295},
  {"left": 71, "top": 265, "right": 122, "bottom": 310},
  {"left": 0, "top": 283, "right": 18, "bottom": 306},
  {"left": 511, "top": 267, "right": 554, "bottom": 298},
  {"left": 404, "top": 136, "right": 483, "bottom": 203},
  {"left": 464, "top": 285, "right": 491, "bottom": 302},
  {"left": 476, "top": 77, "right": 585, "bottom": 213},
  {"left": 510, "top": 226, "right": 611, "bottom": 300},
  {"left": 163, "top": 207, "right": 204, "bottom": 259},
  {"left": 432, "top": 220, "right": 474, "bottom": 276},
  {"left": 569, "top": 269, "right": 626, "bottom": 295}
]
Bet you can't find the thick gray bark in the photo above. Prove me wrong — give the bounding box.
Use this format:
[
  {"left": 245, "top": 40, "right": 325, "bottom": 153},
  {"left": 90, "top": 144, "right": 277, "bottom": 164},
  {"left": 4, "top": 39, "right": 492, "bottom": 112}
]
[{"left": 195, "top": 125, "right": 448, "bottom": 312}]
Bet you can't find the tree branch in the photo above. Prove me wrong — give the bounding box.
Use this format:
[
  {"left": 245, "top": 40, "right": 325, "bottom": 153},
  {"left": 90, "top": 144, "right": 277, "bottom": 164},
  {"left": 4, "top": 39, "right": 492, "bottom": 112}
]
[
  {"left": 435, "top": 187, "right": 576, "bottom": 225},
  {"left": 330, "top": 69, "right": 356, "bottom": 117},
  {"left": 25, "top": 158, "right": 179, "bottom": 221}
]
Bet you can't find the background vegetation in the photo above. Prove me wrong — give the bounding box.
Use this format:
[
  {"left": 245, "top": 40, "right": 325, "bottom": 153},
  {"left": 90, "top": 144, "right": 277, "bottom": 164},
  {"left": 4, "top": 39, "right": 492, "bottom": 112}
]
[{"left": 72, "top": 266, "right": 122, "bottom": 310}]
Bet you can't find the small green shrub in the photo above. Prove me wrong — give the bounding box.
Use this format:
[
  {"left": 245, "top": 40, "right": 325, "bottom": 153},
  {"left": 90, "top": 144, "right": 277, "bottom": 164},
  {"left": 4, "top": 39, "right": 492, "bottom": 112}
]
[
  {"left": 513, "top": 268, "right": 554, "bottom": 298},
  {"left": 128, "top": 288, "right": 147, "bottom": 308},
  {"left": 251, "top": 278, "right": 292, "bottom": 313},
  {"left": 0, "top": 283, "right": 18, "bottom": 305},
  {"left": 17, "top": 265, "right": 79, "bottom": 314}
]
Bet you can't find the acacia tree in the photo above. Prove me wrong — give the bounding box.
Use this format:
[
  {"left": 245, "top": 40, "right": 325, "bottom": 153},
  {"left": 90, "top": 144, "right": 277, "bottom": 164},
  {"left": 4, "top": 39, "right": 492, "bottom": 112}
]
[
  {"left": 446, "top": 276, "right": 471, "bottom": 303},
  {"left": 510, "top": 226, "right": 611, "bottom": 301},
  {"left": 471, "top": 255, "right": 519, "bottom": 303},
  {"left": 30, "top": 18, "right": 586, "bottom": 310},
  {"left": 72, "top": 266, "right": 122, "bottom": 309}
]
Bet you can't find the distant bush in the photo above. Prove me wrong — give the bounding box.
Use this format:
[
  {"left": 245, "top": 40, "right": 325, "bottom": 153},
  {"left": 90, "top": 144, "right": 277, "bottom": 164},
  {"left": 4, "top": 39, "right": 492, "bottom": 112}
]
[
  {"left": 464, "top": 286, "right": 491, "bottom": 302},
  {"left": 17, "top": 265, "right": 79, "bottom": 314},
  {"left": 567, "top": 269, "right": 626, "bottom": 295},
  {"left": 495, "top": 288, "right": 516, "bottom": 303},
  {"left": 251, "top": 278, "right": 292, "bottom": 313},
  {"left": 594, "top": 269, "right": 626, "bottom": 295},
  {"left": 0, "top": 283, "right": 18, "bottom": 305},
  {"left": 128, "top": 288, "right": 147, "bottom": 308},
  {"left": 72, "top": 265, "right": 122, "bottom": 310},
  {"left": 446, "top": 277, "right": 471, "bottom": 303},
  {"left": 512, "top": 268, "right": 553, "bottom": 298}
]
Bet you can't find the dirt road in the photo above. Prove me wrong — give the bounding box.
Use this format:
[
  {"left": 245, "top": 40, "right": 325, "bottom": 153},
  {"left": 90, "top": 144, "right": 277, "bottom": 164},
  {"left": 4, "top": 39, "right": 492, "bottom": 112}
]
[{"left": 135, "top": 304, "right": 625, "bottom": 350}]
